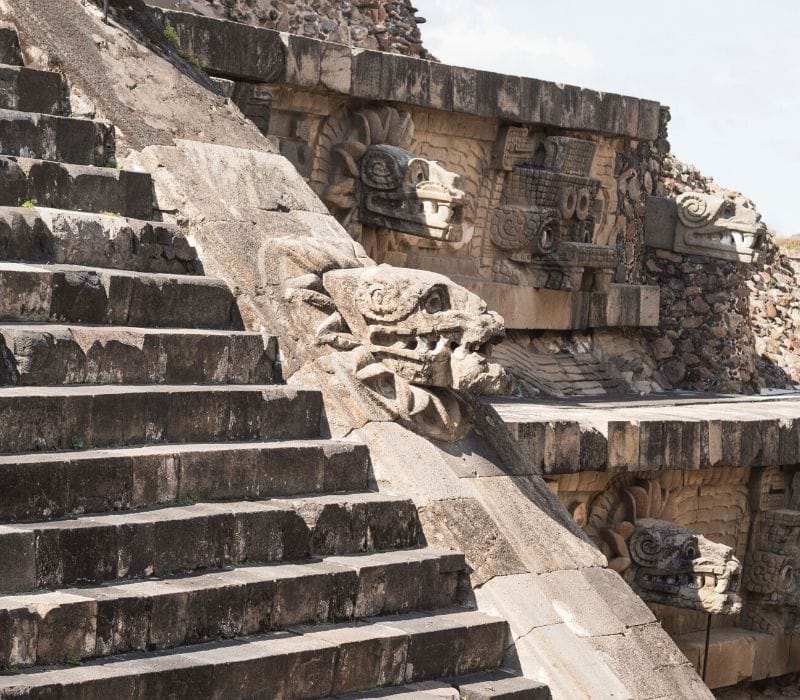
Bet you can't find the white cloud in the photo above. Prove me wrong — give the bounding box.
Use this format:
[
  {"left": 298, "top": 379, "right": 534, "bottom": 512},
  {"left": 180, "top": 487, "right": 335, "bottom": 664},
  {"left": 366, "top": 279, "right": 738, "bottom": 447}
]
[{"left": 420, "top": 1, "right": 595, "bottom": 81}]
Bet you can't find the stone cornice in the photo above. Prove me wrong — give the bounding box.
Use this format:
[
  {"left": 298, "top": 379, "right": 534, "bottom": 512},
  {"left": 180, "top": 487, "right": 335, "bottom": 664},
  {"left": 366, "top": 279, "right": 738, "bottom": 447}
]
[{"left": 152, "top": 7, "right": 661, "bottom": 140}]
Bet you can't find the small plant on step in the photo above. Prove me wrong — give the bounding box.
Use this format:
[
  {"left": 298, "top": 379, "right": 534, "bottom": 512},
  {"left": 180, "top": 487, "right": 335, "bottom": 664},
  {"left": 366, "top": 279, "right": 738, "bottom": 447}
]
[
  {"left": 162, "top": 22, "right": 179, "bottom": 46},
  {"left": 179, "top": 50, "right": 204, "bottom": 70},
  {"left": 20, "top": 199, "right": 37, "bottom": 209},
  {"left": 70, "top": 435, "right": 85, "bottom": 450},
  {"left": 104, "top": 157, "right": 118, "bottom": 169},
  {"left": 63, "top": 654, "right": 83, "bottom": 667}
]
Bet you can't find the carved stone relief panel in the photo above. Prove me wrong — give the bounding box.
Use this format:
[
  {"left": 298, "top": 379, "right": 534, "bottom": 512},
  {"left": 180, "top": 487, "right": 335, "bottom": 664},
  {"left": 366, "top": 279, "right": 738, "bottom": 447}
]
[
  {"left": 242, "top": 87, "right": 657, "bottom": 332},
  {"left": 557, "top": 471, "right": 745, "bottom": 616},
  {"left": 482, "top": 127, "right": 617, "bottom": 293},
  {"left": 742, "top": 466, "right": 800, "bottom": 634},
  {"left": 310, "top": 105, "right": 468, "bottom": 262},
  {"left": 645, "top": 191, "right": 767, "bottom": 263},
  {"left": 271, "top": 235, "right": 512, "bottom": 441}
]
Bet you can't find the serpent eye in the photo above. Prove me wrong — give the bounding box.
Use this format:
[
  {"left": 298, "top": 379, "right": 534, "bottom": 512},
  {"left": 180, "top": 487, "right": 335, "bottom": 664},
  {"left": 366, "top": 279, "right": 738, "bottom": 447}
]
[
  {"left": 408, "top": 159, "right": 429, "bottom": 185},
  {"left": 683, "top": 541, "right": 699, "bottom": 560},
  {"left": 422, "top": 287, "right": 449, "bottom": 314}
]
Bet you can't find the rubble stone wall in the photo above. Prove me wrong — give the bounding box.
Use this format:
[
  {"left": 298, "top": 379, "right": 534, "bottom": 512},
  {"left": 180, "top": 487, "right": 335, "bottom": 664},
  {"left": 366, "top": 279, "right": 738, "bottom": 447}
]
[
  {"left": 147, "top": 0, "right": 433, "bottom": 57},
  {"left": 643, "top": 150, "right": 800, "bottom": 393}
]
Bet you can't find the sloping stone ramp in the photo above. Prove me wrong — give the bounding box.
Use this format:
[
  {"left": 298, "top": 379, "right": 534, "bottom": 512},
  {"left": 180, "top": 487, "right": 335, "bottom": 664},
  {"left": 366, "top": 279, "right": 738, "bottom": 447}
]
[{"left": 0, "top": 24, "right": 548, "bottom": 700}]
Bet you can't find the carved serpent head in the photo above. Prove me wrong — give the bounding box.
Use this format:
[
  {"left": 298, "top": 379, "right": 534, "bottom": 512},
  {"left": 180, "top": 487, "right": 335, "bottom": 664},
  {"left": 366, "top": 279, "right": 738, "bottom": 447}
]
[
  {"left": 675, "top": 192, "right": 767, "bottom": 262},
  {"left": 583, "top": 480, "right": 743, "bottom": 615},
  {"left": 323, "top": 106, "right": 467, "bottom": 243}
]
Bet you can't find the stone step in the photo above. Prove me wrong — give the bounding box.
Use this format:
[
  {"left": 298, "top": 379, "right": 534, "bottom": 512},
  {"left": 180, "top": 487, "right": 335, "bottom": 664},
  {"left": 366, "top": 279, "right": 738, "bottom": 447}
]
[
  {"left": 488, "top": 392, "right": 800, "bottom": 474},
  {"left": 0, "top": 440, "right": 371, "bottom": 522},
  {"left": 0, "top": 24, "right": 22, "bottom": 66},
  {"left": 0, "top": 325, "right": 277, "bottom": 387},
  {"left": 0, "top": 109, "right": 113, "bottom": 166},
  {"left": 0, "top": 156, "right": 152, "bottom": 219},
  {"left": 0, "top": 206, "right": 200, "bottom": 273},
  {"left": 0, "top": 493, "right": 420, "bottom": 592},
  {"left": 0, "top": 549, "right": 463, "bottom": 667},
  {"left": 449, "top": 670, "right": 552, "bottom": 699},
  {"left": 0, "top": 262, "right": 242, "bottom": 329},
  {"left": 0, "top": 384, "right": 322, "bottom": 453},
  {"left": 337, "top": 671, "right": 550, "bottom": 698},
  {"left": 0, "top": 65, "right": 67, "bottom": 116},
  {"left": 0, "top": 609, "right": 506, "bottom": 698}
]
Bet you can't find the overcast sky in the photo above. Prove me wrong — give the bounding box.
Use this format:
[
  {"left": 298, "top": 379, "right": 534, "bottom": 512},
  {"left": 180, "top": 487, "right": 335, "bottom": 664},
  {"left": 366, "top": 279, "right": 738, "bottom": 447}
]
[{"left": 416, "top": 0, "right": 800, "bottom": 235}]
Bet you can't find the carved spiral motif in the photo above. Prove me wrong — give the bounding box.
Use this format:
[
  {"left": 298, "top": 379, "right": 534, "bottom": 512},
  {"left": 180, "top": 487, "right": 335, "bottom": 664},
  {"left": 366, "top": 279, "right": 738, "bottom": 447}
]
[
  {"left": 490, "top": 209, "right": 529, "bottom": 251},
  {"left": 676, "top": 192, "right": 716, "bottom": 228},
  {"left": 628, "top": 527, "right": 663, "bottom": 567},
  {"left": 490, "top": 208, "right": 560, "bottom": 254},
  {"left": 360, "top": 148, "right": 402, "bottom": 191},
  {"left": 744, "top": 552, "right": 785, "bottom": 595}
]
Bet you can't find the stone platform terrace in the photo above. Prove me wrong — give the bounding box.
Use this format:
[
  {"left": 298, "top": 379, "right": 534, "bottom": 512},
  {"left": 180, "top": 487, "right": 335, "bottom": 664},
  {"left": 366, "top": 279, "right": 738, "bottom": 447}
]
[{"left": 487, "top": 391, "right": 800, "bottom": 475}]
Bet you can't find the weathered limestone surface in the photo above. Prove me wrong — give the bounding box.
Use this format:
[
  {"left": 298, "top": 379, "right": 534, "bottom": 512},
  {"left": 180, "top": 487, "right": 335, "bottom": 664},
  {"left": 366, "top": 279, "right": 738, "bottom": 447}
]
[
  {"left": 147, "top": 0, "right": 433, "bottom": 59},
  {"left": 151, "top": 9, "right": 660, "bottom": 139},
  {"left": 131, "top": 135, "right": 711, "bottom": 698},
  {"left": 0, "top": 206, "right": 201, "bottom": 273},
  {"left": 0, "top": 13, "right": 539, "bottom": 698},
  {"left": 3, "top": 0, "right": 269, "bottom": 154},
  {"left": 490, "top": 393, "right": 800, "bottom": 473}
]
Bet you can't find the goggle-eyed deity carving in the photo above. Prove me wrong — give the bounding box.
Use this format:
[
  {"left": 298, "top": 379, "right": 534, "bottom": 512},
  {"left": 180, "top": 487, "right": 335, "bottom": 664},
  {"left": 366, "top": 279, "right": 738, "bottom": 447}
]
[
  {"left": 742, "top": 467, "right": 800, "bottom": 634},
  {"left": 576, "top": 479, "right": 742, "bottom": 615},
  {"left": 489, "top": 127, "right": 616, "bottom": 292}
]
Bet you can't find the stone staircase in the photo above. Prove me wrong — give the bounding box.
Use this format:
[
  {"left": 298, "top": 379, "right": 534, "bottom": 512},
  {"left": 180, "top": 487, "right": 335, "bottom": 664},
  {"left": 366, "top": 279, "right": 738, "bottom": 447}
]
[{"left": 0, "top": 24, "right": 549, "bottom": 700}]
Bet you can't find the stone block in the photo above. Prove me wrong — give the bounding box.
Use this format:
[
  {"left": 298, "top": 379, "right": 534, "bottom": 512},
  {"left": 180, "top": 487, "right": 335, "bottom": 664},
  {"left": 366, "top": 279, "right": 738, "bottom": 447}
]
[
  {"left": 452, "top": 66, "right": 478, "bottom": 114},
  {"left": 542, "top": 421, "right": 582, "bottom": 475},
  {"left": 513, "top": 623, "right": 631, "bottom": 699},
  {"left": 476, "top": 71, "right": 521, "bottom": 119},
  {"left": 637, "top": 99, "right": 661, "bottom": 140},
  {"left": 296, "top": 621, "right": 409, "bottom": 693},
  {"left": 0, "top": 454, "right": 69, "bottom": 521},
  {"left": 428, "top": 62, "right": 453, "bottom": 111},
  {"left": 376, "top": 611, "right": 506, "bottom": 682},
  {"left": 350, "top": 49, "right": 384, "bottom": 100},
  {"left": 329, "top": 551, "right": 422, "bottom": 617},
  {"left": 644, "top": 196, "right": 678, "bottom": 251},
  {"left": 158, "top": 10, "right": 287, "bottom": 82},
  {"left": 0, "top": 601, "right": 38, "bottom": 667},
  {"left": 29, "top": 593, "right": 98, "bottom": 665},
  {"left": 0, "top": 109, "right": 113, "bottom": 167},
  {"left": 197, "top": 633, "right": 337, "bottom": 698},
  {"left": 537, "top": 82, "right": 565, "bottom": 127},
  {"left": 353, "top": 51, "right": 432, "bottom": 106},
  {"left": 607, "top": 421, "right": 640, "bottom": 471},
  {"left": 619, "top": 95, "right": 642, "bottom": 137},
  {"left": 474, "top": 573, "right": 562, "bottom": 635},
  {"left": 519, "top": 77, "right": 543, "bottom": 123},
  {"left": 284, "top": 34, "right": 322, "bottom": 88},
  {"left": 0, "top": 23, "right": 22, "bottom": 65},
  {"left": 93, "top": 585, "right": 153, "bottom": 655},
  {"left": 0, "top": 527, "right": 35, "bottom": 592},
  {"left": 452, "top": 670, "right": 552, "bottom": 699},
  {"left": 558, "top": 84, "right": 583, "bottom": 129},
  {"left": 182, "top": 579, "right": 246, "bottom": 644},
  {"left": 580, "top": 567, "right": 656, "bottom": 628},
  {"left": 0, "top": 66, "right": 67, "bottom": 115},
  {"left": 320, "top": 41, "right": 352, "bottom": 93}
]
